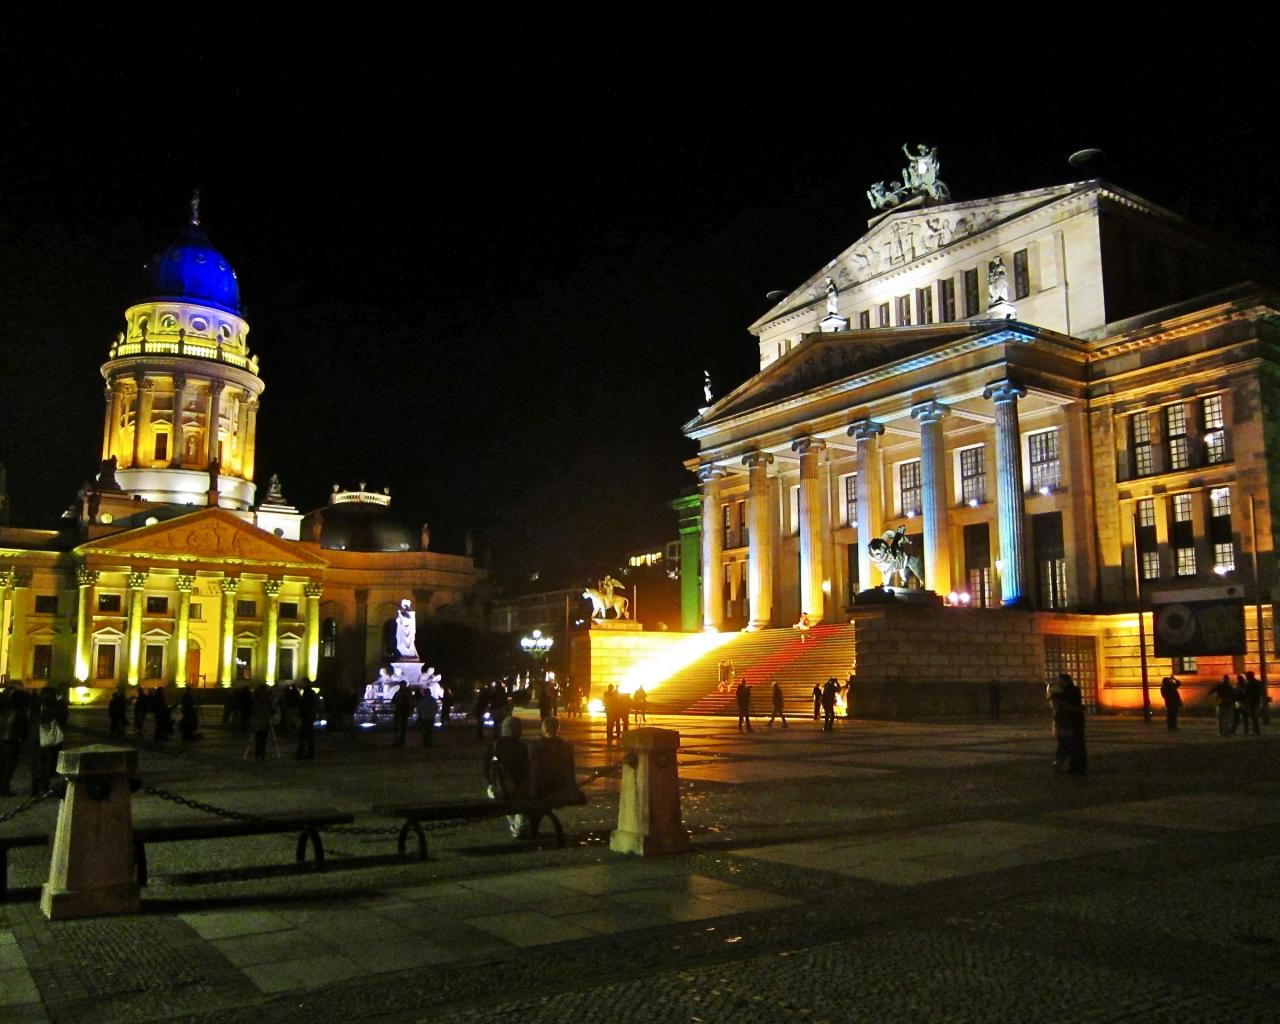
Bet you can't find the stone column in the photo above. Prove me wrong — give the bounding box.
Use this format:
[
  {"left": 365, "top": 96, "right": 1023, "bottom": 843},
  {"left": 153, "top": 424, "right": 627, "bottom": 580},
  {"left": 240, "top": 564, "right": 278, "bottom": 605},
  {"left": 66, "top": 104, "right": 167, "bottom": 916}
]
[
  {"left": 263, "top": 579, "right": 283, "bottom": 684},
  {"left": 100, "top": 386, "right": 115, "bottom": 462},
  {"left": 983, "top": 380, "right": 1029, "bottom": 606},
  {"left": 243, "top": 397, "right": 259, "bottom": 482},
  {"left": 219, "top": 576, "right": 239, "bottom": 687},
  {"left": 743, "top": 452, "right": 776, "bottom": 629},
  {"left": 124, "top": 571, "right": 148, "bottom": 686},
  {"left": 304, "top": 582, "right": 324, "bottom": 682},
  {"left": 4, "top": 572, "right": 28, "bottom": 681},
  {"left": 235, "top": 393, "right": 250, "bottom": 475},
  {"left": 0, "top": 569, "right": 13, "bottom": 680},
  {"left": 849, "top": 420, "right": 885, "bottom": 590},
  {"left": 74, "top": 567, "right": 99, "bottom": 683},
  {"left": 170, "top": 376, "right": 187, "bottom": 468},
  {"left": 698, "top": 466, "right": 727, "bottom": 631},
  {"left": 133, "top": 378, "right": 155, "bottom": 467},
  {"left": 911, "top": 400, "right": 952, "bottom": 595},
  {"left": 206, "top": 382, "right": 225, "bottom": 468},
  {"left": 173, "top": 574, "right": 194, "bottom": 686},
  {"left": 791, "top": 437, "right": 828, "bottom": 621}
]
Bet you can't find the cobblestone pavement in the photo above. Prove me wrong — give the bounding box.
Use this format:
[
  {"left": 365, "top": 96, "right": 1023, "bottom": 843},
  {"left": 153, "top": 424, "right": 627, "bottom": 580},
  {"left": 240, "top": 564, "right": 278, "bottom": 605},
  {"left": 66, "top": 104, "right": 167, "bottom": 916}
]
[{"left": 2, "top": 707, "right": 1278, "bottom": 1022}]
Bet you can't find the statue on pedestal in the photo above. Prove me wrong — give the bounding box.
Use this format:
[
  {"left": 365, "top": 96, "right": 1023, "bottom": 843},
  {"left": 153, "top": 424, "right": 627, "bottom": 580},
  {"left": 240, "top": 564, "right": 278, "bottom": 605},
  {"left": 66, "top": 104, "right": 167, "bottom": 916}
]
[
  {"left": 988, "top": 257, "right": 1009, "bottom": 306},
  {"left": 868, "top": 526, "right": 925, "bottom": 589},
  {"left": 390, "top": 598, "right": 419, "bottom": 660}
]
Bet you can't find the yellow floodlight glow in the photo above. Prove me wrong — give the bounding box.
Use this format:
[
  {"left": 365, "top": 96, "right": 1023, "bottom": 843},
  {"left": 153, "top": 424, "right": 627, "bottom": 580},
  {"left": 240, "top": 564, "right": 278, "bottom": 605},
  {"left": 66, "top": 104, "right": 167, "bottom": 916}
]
[
  {"left": 613, "top": 630, "right": 738, "bottom": 697},
  {"left": 588, "top": 698, "right": 605, "bottom": 717}
]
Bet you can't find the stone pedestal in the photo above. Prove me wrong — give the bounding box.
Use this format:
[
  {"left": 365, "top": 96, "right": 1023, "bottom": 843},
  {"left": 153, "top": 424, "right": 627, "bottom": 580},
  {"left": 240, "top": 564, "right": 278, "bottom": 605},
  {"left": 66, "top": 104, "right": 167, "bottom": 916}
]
[
  {"left": 41, "top": 745, "right": 140, "bottom": 920},
  {"left": 390, "top": 660, "right": 423, "bottom": 685},
  {"left": 854, "top": 587, "right": 945, "bottom": 608},
  {"left": 590, "top": 619, "right": 642, "bottom": 632},
  {"left": 610, "top": 727, "right": 689, "bottom": 856}
]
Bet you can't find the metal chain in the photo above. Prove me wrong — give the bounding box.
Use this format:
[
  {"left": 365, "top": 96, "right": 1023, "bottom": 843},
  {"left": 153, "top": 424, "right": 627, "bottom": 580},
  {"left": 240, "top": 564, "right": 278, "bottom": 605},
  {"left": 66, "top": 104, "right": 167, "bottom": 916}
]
[
  {"left": 0, "top": 789, "right": 54, "bottom": 826},
  {"left": 142, "top": 785, "right": 279, "bottom": 825},
  {"left": 579, "top": 760, "right": 625, "bottom": 786}
]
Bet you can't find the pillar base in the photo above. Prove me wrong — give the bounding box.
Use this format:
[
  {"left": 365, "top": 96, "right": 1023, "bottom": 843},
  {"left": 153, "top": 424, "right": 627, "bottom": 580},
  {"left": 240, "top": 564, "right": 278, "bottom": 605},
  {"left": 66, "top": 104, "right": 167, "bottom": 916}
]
[
  {"left": 610, "top": 828, "right": 690, "bottom": 857},
  {"left": 41, "top": 882, "right": 140, "bottom": 920}
]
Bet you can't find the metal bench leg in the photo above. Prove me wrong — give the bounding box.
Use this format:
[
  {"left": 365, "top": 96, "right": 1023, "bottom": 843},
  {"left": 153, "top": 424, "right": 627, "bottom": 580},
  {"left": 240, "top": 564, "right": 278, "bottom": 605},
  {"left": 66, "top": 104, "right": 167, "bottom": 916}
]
[
  {"left": 398, "top": 820, "right": 427, "bottom": 861},
  {"left": 0, "top": 848, "right": 8, "bottom": 903},
  {"left": 548, "top": 811, "right": 566, "bottom": 848},
  {"left": 296, "top": 829, "right": 326, "bottom": 869},
  {"left": 134, "top": 839, "right": 149, "bottom": 887}
]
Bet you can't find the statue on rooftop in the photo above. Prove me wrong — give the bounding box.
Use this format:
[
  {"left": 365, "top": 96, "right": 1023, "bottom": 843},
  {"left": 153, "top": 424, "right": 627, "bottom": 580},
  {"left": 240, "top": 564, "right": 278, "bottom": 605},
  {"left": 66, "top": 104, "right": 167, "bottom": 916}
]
[{"left": 988, "top": 256, "right": 1009, "bottom": 306}]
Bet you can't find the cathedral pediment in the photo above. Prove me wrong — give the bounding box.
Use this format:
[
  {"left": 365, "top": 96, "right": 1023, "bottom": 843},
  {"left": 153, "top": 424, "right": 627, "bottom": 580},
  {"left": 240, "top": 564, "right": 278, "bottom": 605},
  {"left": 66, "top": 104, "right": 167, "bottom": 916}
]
[
  {"left": 697, "top": 326, "right": 979, "bottom": 424},
  {"left": 77, "top": 507, "right": 328, "bottom": 569},
  {"left": 750, "top": 182, "right": 1096, "bottom": 333}
]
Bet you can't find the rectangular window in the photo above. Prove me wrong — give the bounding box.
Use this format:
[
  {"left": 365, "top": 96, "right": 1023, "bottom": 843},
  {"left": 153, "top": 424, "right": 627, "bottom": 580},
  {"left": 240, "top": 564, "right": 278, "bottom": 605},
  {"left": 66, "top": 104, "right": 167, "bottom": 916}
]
[
  {"left": 968, "top": 567, "right": 992, "bottom": 607},
  {"left": 1175, "top": 655, "right": 1198, "bottom": 674},
  {"left": 1013, "top": 248, "right": 1031, "bottom": 299},
  {"left": 1029, "top": 430, "right": 1061, "bottom": 493},
  {"left": 739, "top": 500, "right": 748, "bottom": 548},
  {"left": 1209, "top": 486, "right": 1231, "bottom": 519},
  {"left": 144, "top": 643, "right": 164, "bottom": 680},
  {"left": 1213, "top": 542, "right": 1235, "bottom": 573},
  {"left": 938, "top": 277, "right": 956, "bottom": 321},
  {"left": 34, "top": 595, "right": 58, "bottom": 615},
  {"left": 964, "top": 523, "right": 992, "bottom": 608},
  {"left": 1166, "top": 404, "right": 1189, "bottom": 470},
  {"left": 153, "top": 433, "right": 168, "bottom": 461},
  {"left": 1137, "top": 498, "right": 1156, "bottom": 528},
  {"left": 189, "top": 602, "right": 203, "bottom": 620},
  {"left": 1130, "top": 413, "right": 1153, "bottom": 477},
  {"left": 1033, "top": 512, "right": 1068, "bottom": 609},
  {"left": 846, "top": 544, "right": 860, "bottom": 603},
  {"left": 280, "top": 648, "right": 296, "bottom": 681},
  {"left": 1142, "top": 550, "right": 1161, "bottom": 581},
  {"left": 1202, "top": 394, "right": 1226, "bottom": 464},
  {"left": 236, "top": 599, "right": 257, "bottom": 618},
  {"left": 877, "top": 302, "right": 890, "bottom": 327},
  {"left": 899, "top": 461, "right": 922, "bottom": 516},
  {"left": 858, "top": 310, "right": 871, "bottom": 330},
  {"left": 236, "top": 646, "right": 253, "bottom": 681},
  {"left": 32, "top": 644, "right": 53, "bottom": 680},
  {"left": 280, "top": 602, "right": 299, "bottom": 619},
  {"left": 146, "top": 596, "right": 169, "bottom": 614},
  {"left": 916, "top": 286, "right": 934, "bottom": 325},
  {"left": 722, "top": 504, "right": 732, "bottom": 548},
  {"left": 789, "top": 485, "right": 801, "bottom": 535},
  {"left": 1175, "top": 547, "right": 1197, "bottom": 576},
  {"left": 1172, "top": 493, "right": 1193, "bottom": 522},
  {"left": 960, "top": 446, "right": 986, "bottom": 505},
  {"left": 97, "top": 593, "right": 122, "bottom": 613},
  {"left": 844, "top": 473, "right": 858, "bottom": 527},
  {"left": 963, "top": 268, "right": 980, "bottom": 317},
  {"left": 95, "top": 644, "right": 117, "bottom": 680},
  {"left": 895, "top": 295, "right": 911, "bottom": 326}
]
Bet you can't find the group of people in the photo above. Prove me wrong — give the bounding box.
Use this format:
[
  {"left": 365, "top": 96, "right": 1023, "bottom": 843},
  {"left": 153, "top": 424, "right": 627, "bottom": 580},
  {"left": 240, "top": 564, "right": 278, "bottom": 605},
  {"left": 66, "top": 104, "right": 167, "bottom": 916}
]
[
  {"left": 483, "top": 715, "right": 581, "bottom": 838},
  {"left": 600, "top": 684, "right": 647, "bottom": 739},
  {"left": 1202, "top": 672, "right": 1266, "bottom": 736},
  {"left": 0, "top": 684, "right": 69, "bottom": 796},
  {"left": 1047, "top": 672, "right": 1087, "bottom": 774}
]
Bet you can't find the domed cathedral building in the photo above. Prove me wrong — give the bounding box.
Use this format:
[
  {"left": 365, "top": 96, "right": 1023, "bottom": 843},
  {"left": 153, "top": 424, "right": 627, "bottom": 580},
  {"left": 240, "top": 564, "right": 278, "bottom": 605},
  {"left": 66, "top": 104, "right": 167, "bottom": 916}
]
[{"left": 0, "top": 199, "right": 486, "bottom": 697}]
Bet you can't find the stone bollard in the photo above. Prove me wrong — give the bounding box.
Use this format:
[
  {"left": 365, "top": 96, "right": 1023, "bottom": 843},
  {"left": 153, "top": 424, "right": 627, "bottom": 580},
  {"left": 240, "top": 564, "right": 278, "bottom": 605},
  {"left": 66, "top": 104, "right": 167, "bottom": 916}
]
[
  {"left": 41, "top": 745, "right": 140, "bottom": 920},
  {"left": 610, "top": 727, "right": 690, "bottom": 856}
]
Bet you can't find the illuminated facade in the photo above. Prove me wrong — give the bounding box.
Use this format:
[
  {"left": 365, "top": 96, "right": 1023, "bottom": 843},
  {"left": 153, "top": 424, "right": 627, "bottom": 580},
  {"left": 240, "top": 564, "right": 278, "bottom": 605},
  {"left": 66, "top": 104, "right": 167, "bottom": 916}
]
[
  {"left": 0, "top": 204, "right": 485, "bottom": 693},
  {"left": 684, "top": 178, "right": 1278, "bottom": 706}
]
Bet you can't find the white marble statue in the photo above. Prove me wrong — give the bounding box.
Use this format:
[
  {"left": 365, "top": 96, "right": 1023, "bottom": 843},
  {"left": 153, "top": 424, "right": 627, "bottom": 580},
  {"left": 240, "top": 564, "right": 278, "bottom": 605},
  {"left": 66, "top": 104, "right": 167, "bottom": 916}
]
[
  {"left": 703, "top": 370, "right": 713, "bottom": 405},
  {"left": 585, "top": 586, "right": 630, "bottom": 620},
  {"left": 394, "top": 598, "right": 419, "bottom": 659},
  {"left": 825, "top": 277, "right": 839, "bottom": 316},
  {"left": 988, "top": 256, "right": 1009, "bottom": 306}
]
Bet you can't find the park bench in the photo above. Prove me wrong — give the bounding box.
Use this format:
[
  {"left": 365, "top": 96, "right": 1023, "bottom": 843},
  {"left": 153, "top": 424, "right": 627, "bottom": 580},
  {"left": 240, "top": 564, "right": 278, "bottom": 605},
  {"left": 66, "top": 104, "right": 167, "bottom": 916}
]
[
  {"left": 0, "top": 829, "right": 49, "bottom": 902},
  {"left": 132, "top": 809, "right": 354, "bottom": 886},
  {"left": 372, "top": 791, "right": 587, "bottom": 860}
]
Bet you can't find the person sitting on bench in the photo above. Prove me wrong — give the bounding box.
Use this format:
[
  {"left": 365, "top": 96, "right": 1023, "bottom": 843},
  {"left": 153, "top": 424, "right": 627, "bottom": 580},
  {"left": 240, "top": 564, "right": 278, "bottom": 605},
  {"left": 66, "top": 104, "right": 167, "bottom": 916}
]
[
  {"left": 528, "top": 717, "right": 580, "bottom": 837},
  {"left": 484, "top": 716, "right": 530, "bottom": 838}
]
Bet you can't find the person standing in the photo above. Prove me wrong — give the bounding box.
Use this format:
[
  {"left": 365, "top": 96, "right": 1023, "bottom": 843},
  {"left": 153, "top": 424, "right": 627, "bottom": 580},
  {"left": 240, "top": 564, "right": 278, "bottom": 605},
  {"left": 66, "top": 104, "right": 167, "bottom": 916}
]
[
  {"left": 735, "top": 677, "right": 753, "bottom": 733},
  {"left": 419, "top": 685, "right": 439, "bottom": 748},
  {"left": 296, "top": 684, "right": 318, "bottom": 759},
  {"left": 811, "top": 682, "right": 822, "bottom": 722},
  {"left": 250, "top": 684, "right": 274, "bottom": 761},
  {"left": 768, "top": 681, "right": 787, "bottom": 728},
  {"left": 391, "top": 683, "right": 412, "bottom": 747},
  {"left": 0, "top": 688, "right": 28, "bottom": 797},
  {"left": 1159, "top": 675, "right": 1182, "bottom": 731},
  {"left": 1208, "top": 675, "right": 1235, "bottom": 736},
  {"left": 821, "top": 677, "right": 839, "bottom": 732},
  {"left": 1232, "top": 674, "right": 1250, "bottom": 735},
  {"left": 633, "top": 686, "right": 648, "bottom": 724},
  {"left": 1245, "top": 671, "right": 1264, "bottom": 734},
  {"left": 179, "top": 687, "right": 200, "bottom": 742},
  {"left": 108, "top": 686, "right": 127, "bottom": 737}
]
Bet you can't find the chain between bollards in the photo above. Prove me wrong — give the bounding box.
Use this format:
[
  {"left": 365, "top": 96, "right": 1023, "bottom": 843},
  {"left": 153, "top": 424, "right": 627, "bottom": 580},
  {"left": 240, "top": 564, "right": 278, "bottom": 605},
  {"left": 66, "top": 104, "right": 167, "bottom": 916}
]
[{"left": 0, "top": 789, "right": 55, "bottom": 826}]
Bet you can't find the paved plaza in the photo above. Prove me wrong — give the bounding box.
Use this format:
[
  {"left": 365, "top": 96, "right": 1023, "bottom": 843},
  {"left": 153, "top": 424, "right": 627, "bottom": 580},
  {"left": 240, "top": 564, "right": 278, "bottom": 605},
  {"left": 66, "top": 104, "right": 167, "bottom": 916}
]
[{"left": 2, "top": 705, "right": 1279, "bottom": 1022}]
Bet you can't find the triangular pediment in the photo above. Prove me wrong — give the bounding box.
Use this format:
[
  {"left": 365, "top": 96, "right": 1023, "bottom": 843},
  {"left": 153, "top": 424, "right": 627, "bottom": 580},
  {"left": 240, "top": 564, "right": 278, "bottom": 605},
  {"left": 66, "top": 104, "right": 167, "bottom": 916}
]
[
  {"left": 694, "top": 324, "right": 990, "bottom": 426},
  {"left": 750, "top": 182, "right": 1097, "bottom": 333},
  {"left": 77, "top": 507, "right": 328, "bottom": 570}
]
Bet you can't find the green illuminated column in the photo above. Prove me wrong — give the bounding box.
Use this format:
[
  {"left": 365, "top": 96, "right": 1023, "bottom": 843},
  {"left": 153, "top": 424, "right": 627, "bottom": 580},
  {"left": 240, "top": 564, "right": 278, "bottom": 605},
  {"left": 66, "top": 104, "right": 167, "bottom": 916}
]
[
  {"left": 263, "top": 579, "right": 283, "bottom": 684},
  {"left": 219, "top": 576, "right": 239, "bottom": 687},
  {"left": 125, "top": 571, "right": 148, "bottom": 686},
  {"left": 671, "top": 494, "right": 701, "bottom": 632},
  {"left": 74, "top": 567, "right": 99, "bottom": 683},
  {"left": 304, "top": 582, "right": 324, "bottom": 682},
  {"left": 173, "top": 574, "right": 194, "bottom": 686}
]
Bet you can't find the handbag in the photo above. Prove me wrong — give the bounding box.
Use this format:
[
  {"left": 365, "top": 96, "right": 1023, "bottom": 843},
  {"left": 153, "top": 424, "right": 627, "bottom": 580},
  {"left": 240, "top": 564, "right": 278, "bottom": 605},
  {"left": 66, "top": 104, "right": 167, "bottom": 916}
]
[{"left": 39, "top": 719, "right": 64, "bottom": 748}]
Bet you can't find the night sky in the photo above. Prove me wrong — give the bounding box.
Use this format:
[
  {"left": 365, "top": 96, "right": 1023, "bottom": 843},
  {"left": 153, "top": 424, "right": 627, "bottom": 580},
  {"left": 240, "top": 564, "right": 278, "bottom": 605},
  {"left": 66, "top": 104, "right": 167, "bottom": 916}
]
[{"left": 3, "top": 23, "right": 1276, "bottom": 589}]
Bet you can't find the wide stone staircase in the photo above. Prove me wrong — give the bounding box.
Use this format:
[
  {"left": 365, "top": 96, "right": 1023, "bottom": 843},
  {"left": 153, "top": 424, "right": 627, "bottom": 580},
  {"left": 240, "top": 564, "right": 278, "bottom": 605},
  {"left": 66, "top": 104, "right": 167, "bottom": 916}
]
[{"left": 646, "top": 624, "right": 855, "bottom": 716}]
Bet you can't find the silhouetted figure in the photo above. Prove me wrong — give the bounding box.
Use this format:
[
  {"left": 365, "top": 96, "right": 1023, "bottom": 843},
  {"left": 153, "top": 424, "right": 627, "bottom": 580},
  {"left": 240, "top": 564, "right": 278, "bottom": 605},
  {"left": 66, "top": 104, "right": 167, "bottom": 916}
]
[
  {"left": 296, "top": 684, "right": 318, "bottom": 759},
  {"left": 735, "top": 678, "right": 753, "bottom": 733},
  {"left": 821, "top": 677, "right": 839, "bottom": 732},
  {"left": 768, "top": 681, "right": 787, "bottom": 728},
  {"left": 1159, "top": 675, "right": 1182, "bottom": 731}
]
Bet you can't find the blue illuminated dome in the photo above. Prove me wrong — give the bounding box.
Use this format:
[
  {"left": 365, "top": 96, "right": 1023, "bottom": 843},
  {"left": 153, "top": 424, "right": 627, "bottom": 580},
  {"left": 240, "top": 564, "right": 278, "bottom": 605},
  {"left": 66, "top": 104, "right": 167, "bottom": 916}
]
[{"left": 143, "top": 202, "right": 240, "bottom": 314}]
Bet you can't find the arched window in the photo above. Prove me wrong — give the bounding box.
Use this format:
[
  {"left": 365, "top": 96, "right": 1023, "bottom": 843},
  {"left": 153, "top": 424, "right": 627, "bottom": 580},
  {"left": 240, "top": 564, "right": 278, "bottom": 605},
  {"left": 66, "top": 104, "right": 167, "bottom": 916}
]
[{"left": 321, "top": 617, "right": 338, "bottom": 659}]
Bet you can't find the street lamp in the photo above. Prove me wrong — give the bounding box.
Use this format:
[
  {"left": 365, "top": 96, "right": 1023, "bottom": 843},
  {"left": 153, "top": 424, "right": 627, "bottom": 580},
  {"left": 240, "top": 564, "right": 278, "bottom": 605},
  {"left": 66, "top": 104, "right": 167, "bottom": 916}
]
[{"left": 520, "top": 629, "right": 555, "bottom": 709}]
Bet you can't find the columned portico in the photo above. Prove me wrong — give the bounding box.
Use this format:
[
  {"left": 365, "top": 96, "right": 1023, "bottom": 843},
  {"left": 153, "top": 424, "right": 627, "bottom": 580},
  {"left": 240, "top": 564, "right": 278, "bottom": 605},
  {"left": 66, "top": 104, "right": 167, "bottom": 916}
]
[
  {"left": 170, "top": 376, "right": 188, "bottom": 468},
  {"left": 698, "top": 466, "right": 727, "bottom": 630},
  {"left": 219, "top": 576, "right": 239, "bottom": 686},
  {"left": 743, "top": 451, "right": 775, "bottom": 628},
  {"left": 911, "top": 401, "right": 952, "bottom": 595},
  {"left": 74, "top": 567, "right": 98, "bottom": 682},
  {"left": 849, "top": 420, "right": 885, "bottom": 590},
  {"left": 304, "top": 582, "right": 324, "bottom": 681},
  {"left": 173, "top": 574, "right": 194, "bottom": 685},
  {"left": 263, "top": 579, "right": 283, "bottom": 684},
  {"left": 207, "top": 382, "right": 225, "bottom": 468},
  {"left": 132, "top": 377, "right": 154, "bottom": 467},
  {"left": 792, "top": 437, "right": 827, "bottom": 620},
  {"left": 984, "top": 380, "right": 1029, "bottom": 605},
  {"left": 124, "top": 570, "right": 148, "bottom": 686}
]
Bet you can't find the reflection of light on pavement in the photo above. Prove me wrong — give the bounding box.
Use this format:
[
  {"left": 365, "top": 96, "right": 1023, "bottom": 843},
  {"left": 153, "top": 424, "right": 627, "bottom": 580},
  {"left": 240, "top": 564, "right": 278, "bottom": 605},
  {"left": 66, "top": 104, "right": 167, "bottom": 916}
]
[{"left": 614, "top": 631, "right": 739, "bottom": 696}]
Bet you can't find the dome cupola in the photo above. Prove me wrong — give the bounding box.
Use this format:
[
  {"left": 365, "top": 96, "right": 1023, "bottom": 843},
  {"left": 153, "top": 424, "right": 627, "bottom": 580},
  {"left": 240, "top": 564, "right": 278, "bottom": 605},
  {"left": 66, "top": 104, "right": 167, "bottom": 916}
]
[{"left": 141, "top": 192, "right": 240, "bottom": 314}]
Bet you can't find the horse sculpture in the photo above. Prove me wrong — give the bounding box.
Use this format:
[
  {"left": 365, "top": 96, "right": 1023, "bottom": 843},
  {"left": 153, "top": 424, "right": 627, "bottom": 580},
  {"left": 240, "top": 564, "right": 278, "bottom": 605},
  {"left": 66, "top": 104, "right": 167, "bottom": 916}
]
[
  {"left": 867, "top": 526, "right": 925, "bottom": 589},
  {"left": 584, "top": 586, "right": 630, "bottom": 620}
]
